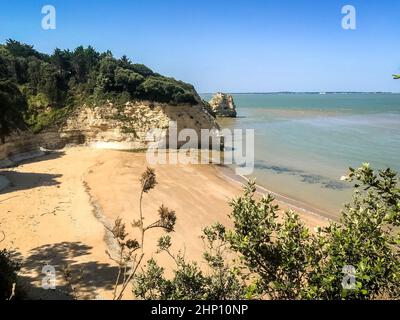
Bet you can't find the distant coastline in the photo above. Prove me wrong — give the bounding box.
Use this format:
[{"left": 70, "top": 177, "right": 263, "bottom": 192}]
[{"left": 201, "top": 91, "right": 400, "bottom": 95}]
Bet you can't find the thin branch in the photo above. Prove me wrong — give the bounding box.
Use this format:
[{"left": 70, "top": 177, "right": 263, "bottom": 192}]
[
  {"left": 105, "top": 250, "right": 121, "bottom": 266},
  {"left": 139, "top": 188, "right": 145, "bottom": 253},
  {"left": 144, "top": 220, "right": 174, "bottom": 233},
  {"left": 112, "top": 250, "right": 124, "bottom": 300},
  {"left": 116, "top": 253, "right": 144, "bottom": 300}
]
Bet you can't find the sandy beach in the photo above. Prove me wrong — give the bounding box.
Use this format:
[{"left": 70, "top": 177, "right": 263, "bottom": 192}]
[{"left": 0, "top": 147, "right": 328, "bottom": 300}]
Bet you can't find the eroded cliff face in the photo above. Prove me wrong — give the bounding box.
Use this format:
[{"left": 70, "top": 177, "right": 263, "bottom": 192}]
[
  {"left": 208, "top": 93, "right": 237, "bottom": 118},
  {"left": 0, "top": 101, "right": 220, "bottom": 166},
  {"left": 0, "top": 131, "right": 66, "bottom": 167},
  {"left": 63, "top": 101, "right": 219, "bottom": 149}
]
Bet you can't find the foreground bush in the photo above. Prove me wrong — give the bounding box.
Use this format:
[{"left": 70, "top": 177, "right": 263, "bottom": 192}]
[
  {"left": 228, "top": 164, "right": 400, "bottom": 299},
  {"left": 0, "top": 248, "right": 19, "bottom": 300},
  {"left": 134, "top": 164, "right": 400, "bottom": 300},
  {"left": 134, "top": 225, "right": 247, "bottom": 300}
]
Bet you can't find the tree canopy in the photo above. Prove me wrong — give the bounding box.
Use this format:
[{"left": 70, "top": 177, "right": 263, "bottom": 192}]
[
  {"left": 0, "top": 80, "right": 27, "bottom": 141},
  {"left": 0, "top": 39, "right": 198, "bottom": 137}
]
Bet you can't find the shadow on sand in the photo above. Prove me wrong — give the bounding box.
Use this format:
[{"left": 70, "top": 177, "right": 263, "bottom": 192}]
[
  {"left": 14, "top": 151, "right": 66, "bottom": 166},
  {"left": 13, "top": 242, "right": 118, "bottom": 300},
  {"left": 0, "top": 171, "right": 62, "bottom": 195},
  {"left": 0, "top": 151, "right": 67, "bottom": 195}
]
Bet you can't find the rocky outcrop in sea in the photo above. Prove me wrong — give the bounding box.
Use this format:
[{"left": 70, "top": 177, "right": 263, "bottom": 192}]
[{"left": 208, "top": 93, "right": 237, "bottom": 117}]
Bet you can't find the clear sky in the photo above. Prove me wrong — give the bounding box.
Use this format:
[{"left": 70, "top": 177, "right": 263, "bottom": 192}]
[{"left": 0, "top": 0, "right": 399, "bottom": 93}]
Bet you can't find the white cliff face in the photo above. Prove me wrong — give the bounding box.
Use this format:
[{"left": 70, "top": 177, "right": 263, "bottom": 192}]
[
  {"left": 208, "top": 93, "right": 237, "bottom": 118},
  {"left": 63, "top": 100, "right": 220, "bottom": 149},
  {"left": 0, "top": 131, "right": 65, "bottom": 167},
  {"left": 0, "top": 100, "right": 220, "bottom": 164}
]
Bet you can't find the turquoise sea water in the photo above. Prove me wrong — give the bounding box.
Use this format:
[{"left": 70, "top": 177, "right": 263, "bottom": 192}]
[{"left": 201, "top": 93, "right": 400, "bottom": 218}]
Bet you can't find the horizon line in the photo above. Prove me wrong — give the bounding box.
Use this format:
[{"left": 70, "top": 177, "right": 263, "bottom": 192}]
[{"left": 199, "top": 91, "right": 400, "bottom": 95}]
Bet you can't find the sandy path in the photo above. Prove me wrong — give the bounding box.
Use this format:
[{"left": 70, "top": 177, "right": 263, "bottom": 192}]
[{"left": 0, "top": 147, "right": 328, "bottom": 300}]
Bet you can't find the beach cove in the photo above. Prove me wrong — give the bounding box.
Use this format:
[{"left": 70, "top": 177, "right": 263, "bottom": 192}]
[{"left": 0, "top": 147, "right": 328, "bottom": 299}]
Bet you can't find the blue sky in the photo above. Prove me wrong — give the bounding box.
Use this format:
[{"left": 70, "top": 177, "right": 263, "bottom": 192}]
[{"left": 0, "top": 0, "right": 399, "bottom": 92}]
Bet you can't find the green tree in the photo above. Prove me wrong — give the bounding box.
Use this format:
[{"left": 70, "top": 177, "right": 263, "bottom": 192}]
[
  {"left": 0, "top": 80, "right": 27, "bottom": 141},
  {"left": 5, "top": 39, "right": 41, "bottom": 59},
  {"left": 137, "top": 76, "right": 197, "bottom": 104},
  {"left": 70, "top": 45, "right": 100, "bottom": 84},
  {"left": 133, "top": 224, "right": 247, "bottom": 300},
  {"left": 0, "top": 249, "right": 19, "bottom": 300},
  {"left": 227, "top": 164, "right": 400, "bottom": 300},
  {"left": 130, "top": 63, "right": 154, "bottom": 77},
  {"left": 1, "top": 231, "right": 20, "bottom": 300},
  {"left": 95, "top": 55, "right": 118, "bottom": 92},
  {"left": 37, "top": 63, "right": 67, "bottom": 106},
  {"left": 114, "top": 67, "right": 144, "bottom": 93},
  {"left": 227, "top": 183, "right": 313, "bottom": 299},
  {"left": 0, "top": 55, "right": 9, "bottom": 80},
  {"left": 0, "top": 40, "right": 202, "bottom": 137}
]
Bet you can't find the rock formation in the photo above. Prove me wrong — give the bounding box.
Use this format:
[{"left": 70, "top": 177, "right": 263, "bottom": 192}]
[
  {"left": 0, "top": 100, "right": 220, "bottom": 166},
  {"left": 208, "top": 93, "right": 237, "bottom": 117},
  {"left": 62, "top": 100, "right": 220, "bottom": 149}
]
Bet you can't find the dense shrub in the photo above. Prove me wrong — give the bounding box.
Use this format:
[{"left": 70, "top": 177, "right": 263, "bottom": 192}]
[
  {"left": 0, "top": 80, "right": 27, "bottom": 140},
  {"left": 227, "top": 164, "right": 400, "bottom": 300},
  {"left": 0, "top": 249, "right": 20, "bottom": 300},
  {"left": 130, "top": 63, "right": 154, "bottom": 77},
  {"left": 137, "top": 77, "right": 197, "bottom": 104},
  {"left": 114, "top": 67, "right": 144, "bottom": 93},
  {"left": 133, "top": 225, "right": 247, "bottom": 300}
]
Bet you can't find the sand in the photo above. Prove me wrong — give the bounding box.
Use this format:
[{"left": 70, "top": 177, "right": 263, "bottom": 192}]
[{"left": 0, "top": 147, "right": 328, "bottom": 300}]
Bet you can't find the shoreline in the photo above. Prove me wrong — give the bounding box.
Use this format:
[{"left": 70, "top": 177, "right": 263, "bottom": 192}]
[
  {"left": 0, "top": 146, "right": 332, "bottom": 224},
  {"left": 215, "top": 164, "right": 336, "bottom": 223},
  {"left": 0, "top": 146, "right": 329, "bottom": 299},
  {"left": 0, "top": 144, "right": 339, "bottom": 222},
  {"left": 0, "top": 146, "right": 336, "bottom": 223}
]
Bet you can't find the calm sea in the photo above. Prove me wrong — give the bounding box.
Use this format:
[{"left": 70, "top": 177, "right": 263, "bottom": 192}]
[{"left": 201, "top": 93, "right": 400, "bottom": 218}]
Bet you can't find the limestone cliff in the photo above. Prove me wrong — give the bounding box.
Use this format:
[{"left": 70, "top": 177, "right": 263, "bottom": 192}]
[
  {"left": 0, "top": 100, "right": 220, "bottom": 166},
  {"left": 0, "top": 131, "right": 66, "bottom": 167},
  {"left": 62, "top": 100, "right": 219, "bottom": 149},
  {"left": 208, "top": 93, "right": 237, "bottom": 117}
]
